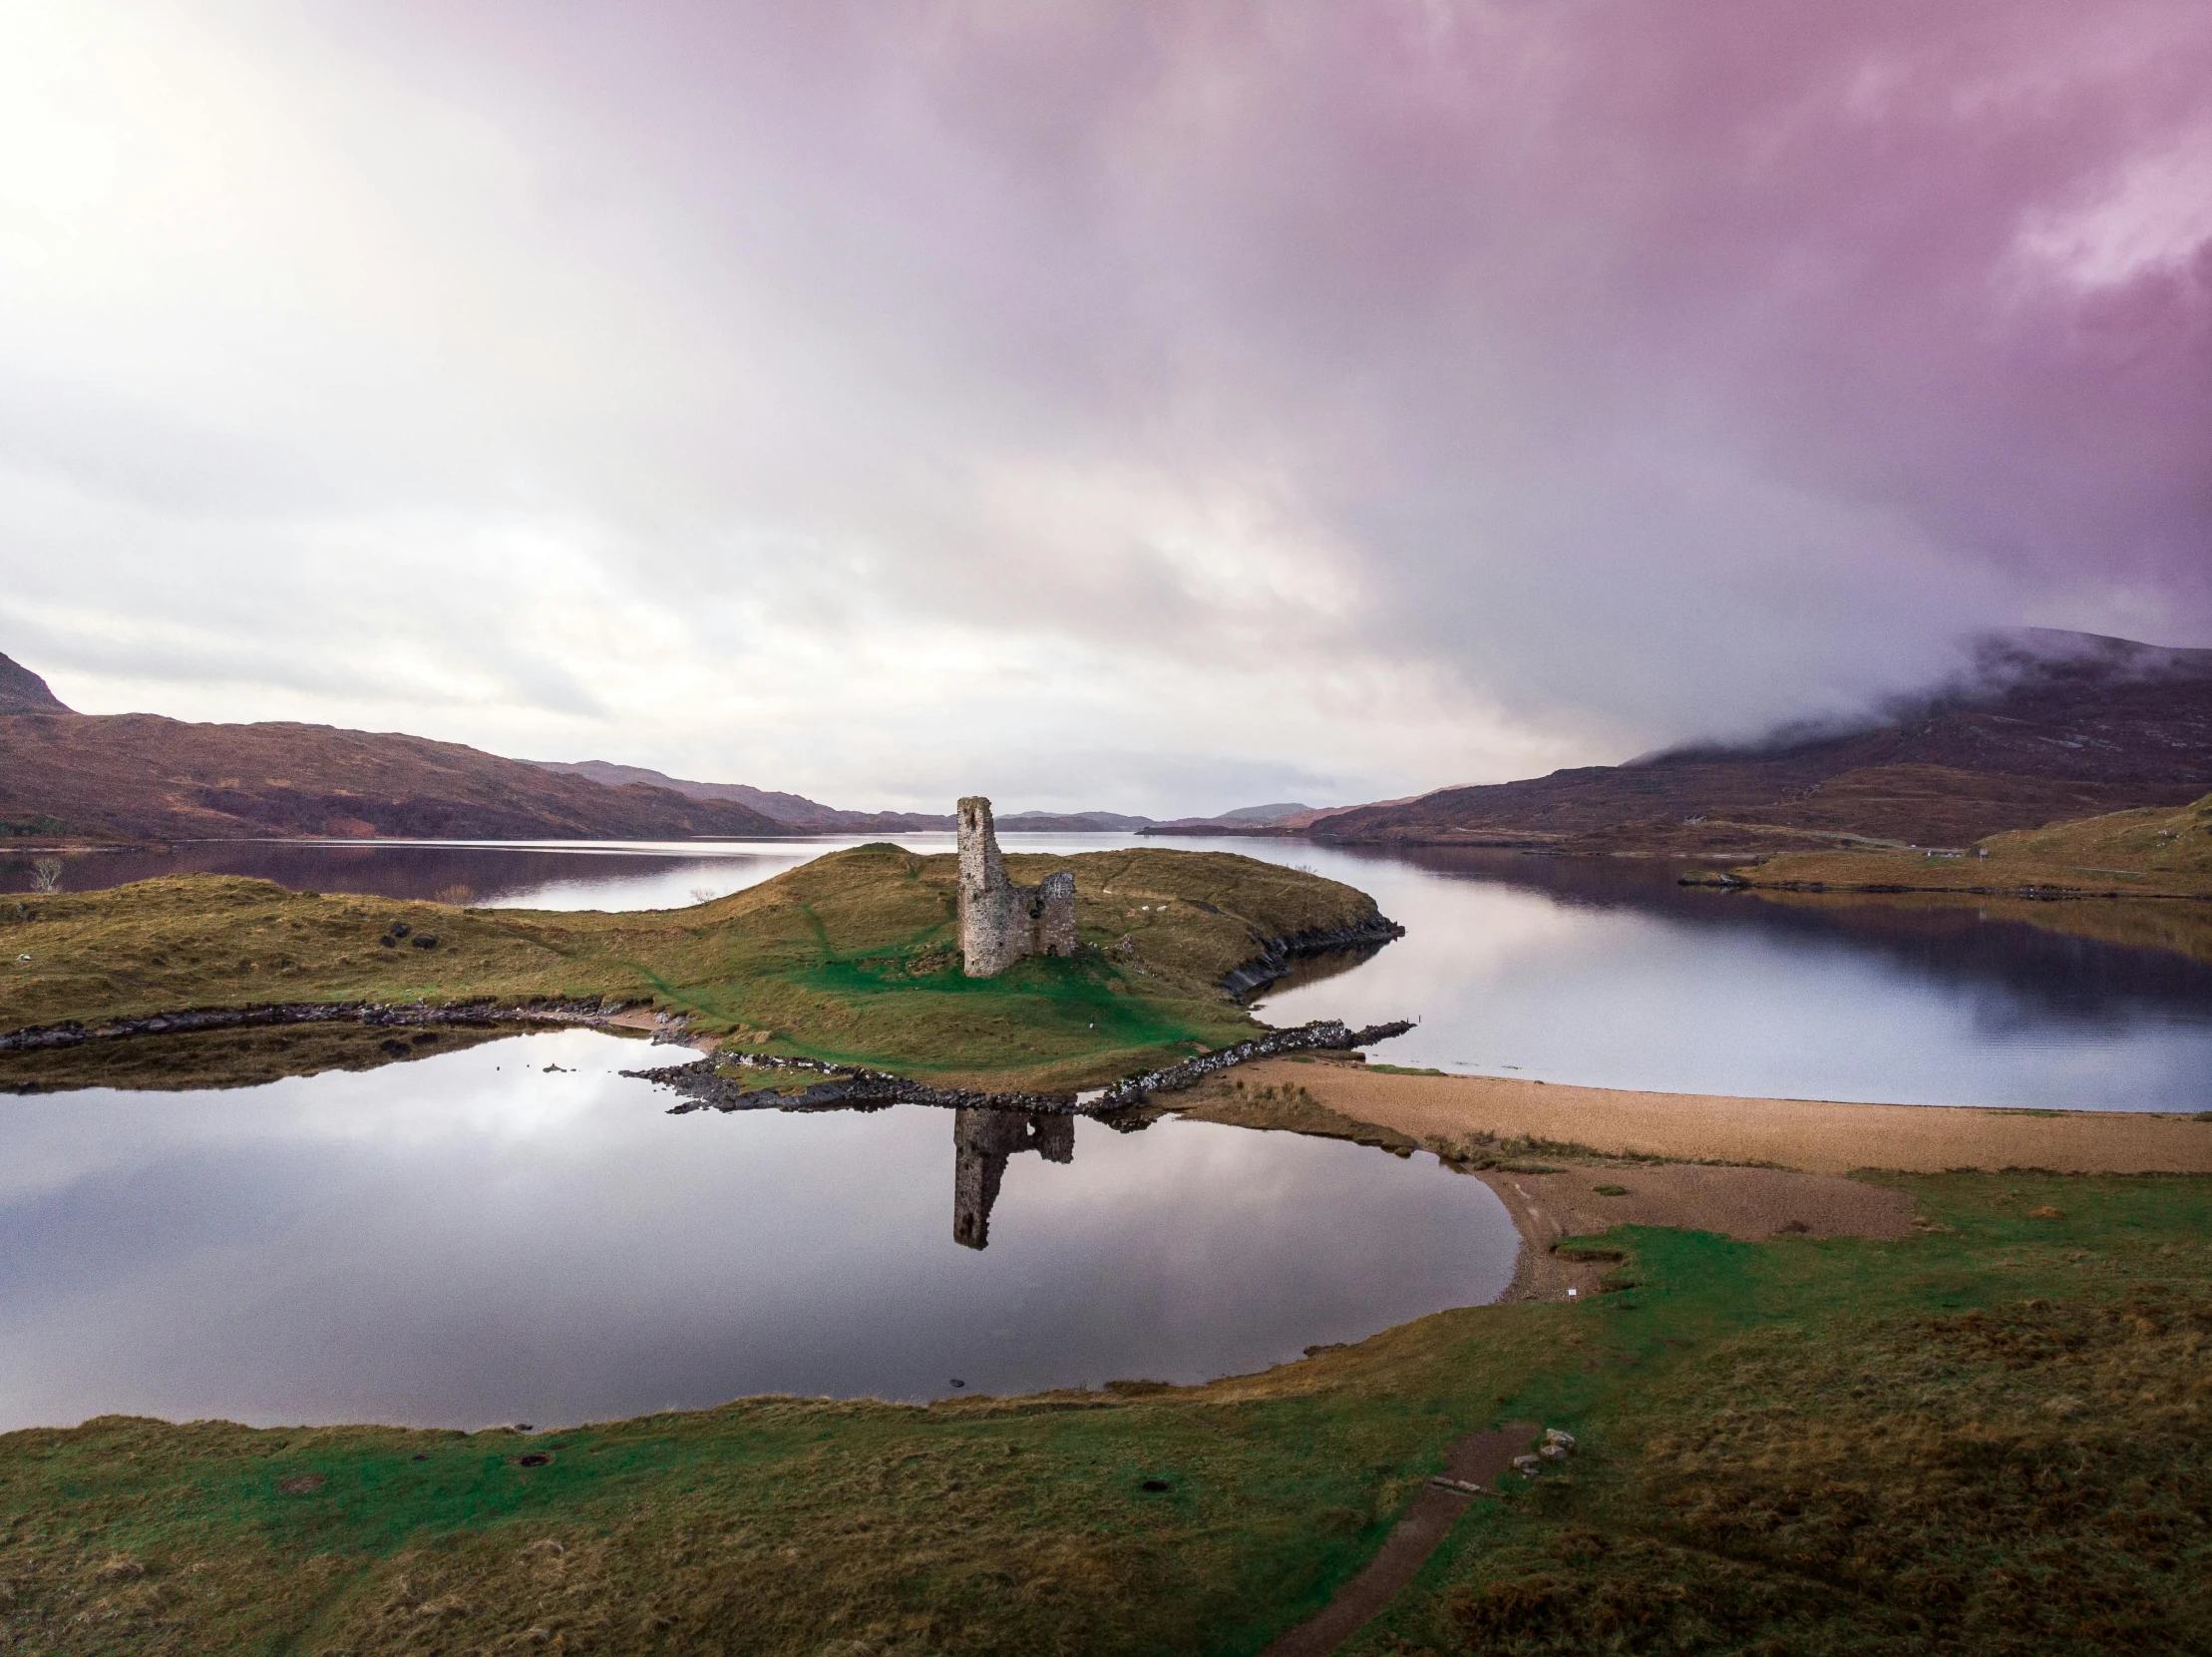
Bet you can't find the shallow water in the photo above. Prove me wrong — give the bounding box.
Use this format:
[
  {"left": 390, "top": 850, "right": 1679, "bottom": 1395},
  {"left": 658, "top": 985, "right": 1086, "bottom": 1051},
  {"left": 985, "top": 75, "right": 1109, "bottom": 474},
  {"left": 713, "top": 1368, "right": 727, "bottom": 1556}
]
[
  {"left": 0, "top": 1029, "right": 1518, "bottom": 1432},
  {"left": 14, "top": 833, "right": 2211, "bottom": 1108}
]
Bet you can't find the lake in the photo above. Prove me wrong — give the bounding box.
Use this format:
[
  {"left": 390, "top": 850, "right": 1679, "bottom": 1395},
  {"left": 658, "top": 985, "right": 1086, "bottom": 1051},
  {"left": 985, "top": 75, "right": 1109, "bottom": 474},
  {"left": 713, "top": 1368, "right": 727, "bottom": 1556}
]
[
  {"left": 13, "top": 833, "right": 2212, "bottom": 1109},
  {"left": 7, "top": 830, "right": 2208, "bottom": 1433},
  {"left": 0, "top": 1028, "right": 1516, "bottom": 1432}
]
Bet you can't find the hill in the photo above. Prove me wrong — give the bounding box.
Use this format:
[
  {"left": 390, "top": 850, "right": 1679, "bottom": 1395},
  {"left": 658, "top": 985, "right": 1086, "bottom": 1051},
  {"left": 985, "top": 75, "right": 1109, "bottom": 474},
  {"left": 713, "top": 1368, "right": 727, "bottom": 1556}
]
[
  {"left": 0, "top": 651, "right": 70, "bottom": 715},
  {"left": 0, "top": 712, "right": 792, "bottom": 842},
  {"left": 529, "top": 758, "right": 876, "bottom": 825},
  {"left": 1140, "top": 803, "right": 1315, "bottom": 834},
  {"left": 1704, "top": 789, "right": 2212, "bottom": 900},
  {"left": 1307, "top": 629, "right": 2212, "bottom": 852},
  {"left": 535, "top": 759, "right": 1152, "bottom": 832},
  {"left": 0, "top": 845, "right": 1393, "bottom": 1089}
]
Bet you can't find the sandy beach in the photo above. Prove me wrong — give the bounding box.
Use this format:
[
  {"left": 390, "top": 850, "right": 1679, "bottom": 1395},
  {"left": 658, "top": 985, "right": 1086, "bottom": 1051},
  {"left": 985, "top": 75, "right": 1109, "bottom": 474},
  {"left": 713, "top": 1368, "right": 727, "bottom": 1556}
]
[{"left": 1232, "top": 1058, "right": 2212, "bottom": 1176}]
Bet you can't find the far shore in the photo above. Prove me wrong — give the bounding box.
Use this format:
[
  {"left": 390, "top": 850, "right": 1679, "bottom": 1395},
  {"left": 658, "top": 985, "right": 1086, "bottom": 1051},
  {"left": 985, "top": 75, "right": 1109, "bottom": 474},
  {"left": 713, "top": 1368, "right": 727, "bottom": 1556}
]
[{"left": 1237, "top": 1056, "right": 2212, "bottom": 1175}]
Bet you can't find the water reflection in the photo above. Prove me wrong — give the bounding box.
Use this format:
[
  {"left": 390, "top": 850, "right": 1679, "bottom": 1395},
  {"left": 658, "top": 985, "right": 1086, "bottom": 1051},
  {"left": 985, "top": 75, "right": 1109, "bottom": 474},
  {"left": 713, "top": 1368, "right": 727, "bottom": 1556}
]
[
  {"left": 0, "top": 1030, "right": 1517, "bottom": 1431},
  {"left": 1257, "top": 846, "right": 2212, "bottom": 1109},
  {"left": 952, "top": 1108, "right": 1074, "bottom": 1249},
  {"left": 0, "top": 1021, "right": 523, "bottom": 1094}
]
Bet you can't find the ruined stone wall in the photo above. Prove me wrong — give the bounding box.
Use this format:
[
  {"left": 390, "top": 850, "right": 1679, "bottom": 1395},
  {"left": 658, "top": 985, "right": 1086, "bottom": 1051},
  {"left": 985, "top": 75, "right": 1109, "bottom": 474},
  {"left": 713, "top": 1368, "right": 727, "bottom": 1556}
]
[{"left": 955, "top": 795, "right": 1077, "bottom": 978}]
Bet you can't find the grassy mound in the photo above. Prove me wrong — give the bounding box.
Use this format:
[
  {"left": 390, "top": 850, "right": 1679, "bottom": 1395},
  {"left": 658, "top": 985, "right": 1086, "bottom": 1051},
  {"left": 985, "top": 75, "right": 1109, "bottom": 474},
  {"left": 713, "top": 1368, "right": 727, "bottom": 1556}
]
[
  {"left": 1, "top": 1171, "right": 2205, "bottom": 1654},
  {"left": 0, "top": 844, "right": 1389, "bottom": 1088}
]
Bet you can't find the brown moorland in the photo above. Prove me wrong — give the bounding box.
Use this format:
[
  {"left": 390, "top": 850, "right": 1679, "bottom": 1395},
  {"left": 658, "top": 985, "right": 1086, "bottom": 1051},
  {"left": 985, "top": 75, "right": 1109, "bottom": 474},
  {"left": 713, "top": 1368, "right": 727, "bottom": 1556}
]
[
  {"left": 1261, "top": 629, "right": 2212, "bottom": 852},
  {"left": 0, "top": 706, "right": 792, "bottom": 842},
  {"left": 1712, "top": 788, "right": 2212, "bottom": 902}
]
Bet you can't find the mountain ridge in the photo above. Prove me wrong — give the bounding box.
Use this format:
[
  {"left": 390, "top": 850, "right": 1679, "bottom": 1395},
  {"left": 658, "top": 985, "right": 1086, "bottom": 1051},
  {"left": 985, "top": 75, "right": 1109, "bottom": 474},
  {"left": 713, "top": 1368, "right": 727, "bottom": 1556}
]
[
  {"left": 0, "top": 651, "right": 70, "bottom": 716},
  {"left": 1298, "top": 628, "right": 2212, "bottom": 852},
  {"left": 531, "top": 759, "right": 1157, "bottom": 832},
  {"left": 0, "top": 709, "right": 793, "bottom": 842}
]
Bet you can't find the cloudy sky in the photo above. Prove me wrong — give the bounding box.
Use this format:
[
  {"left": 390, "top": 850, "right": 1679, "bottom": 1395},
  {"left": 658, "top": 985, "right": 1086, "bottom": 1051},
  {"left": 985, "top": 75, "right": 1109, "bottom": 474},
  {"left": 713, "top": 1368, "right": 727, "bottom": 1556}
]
[{"left": 2, "top": 2, "right": 2207, "bottom": 813}]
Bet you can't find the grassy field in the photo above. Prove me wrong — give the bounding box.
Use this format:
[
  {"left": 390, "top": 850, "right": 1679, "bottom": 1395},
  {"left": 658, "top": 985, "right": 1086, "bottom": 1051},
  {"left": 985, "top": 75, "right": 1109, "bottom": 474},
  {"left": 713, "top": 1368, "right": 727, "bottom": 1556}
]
[
  {"left": 1709, "top": 789, "right": 2212, "bottom": 899},
  {"left": 1, "top": 1169, "right": 2205, "bottom": 1655},
  {"left": 0, "top": 844, "right": 1388, "bottom": 1089}
]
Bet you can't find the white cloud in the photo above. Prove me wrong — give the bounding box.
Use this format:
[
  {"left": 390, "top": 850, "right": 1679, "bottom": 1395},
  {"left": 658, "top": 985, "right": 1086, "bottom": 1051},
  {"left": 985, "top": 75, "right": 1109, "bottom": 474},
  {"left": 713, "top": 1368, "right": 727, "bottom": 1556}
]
[{"left": 1, "top": 0, "right": 2206, "bottom": 814}]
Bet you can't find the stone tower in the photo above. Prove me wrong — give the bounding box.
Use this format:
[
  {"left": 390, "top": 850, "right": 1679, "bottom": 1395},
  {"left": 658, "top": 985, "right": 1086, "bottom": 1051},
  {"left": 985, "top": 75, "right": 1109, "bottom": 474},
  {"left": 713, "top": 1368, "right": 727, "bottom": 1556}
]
[{"left": 955, "top": 795, "right": 1077, "bottom": 977}]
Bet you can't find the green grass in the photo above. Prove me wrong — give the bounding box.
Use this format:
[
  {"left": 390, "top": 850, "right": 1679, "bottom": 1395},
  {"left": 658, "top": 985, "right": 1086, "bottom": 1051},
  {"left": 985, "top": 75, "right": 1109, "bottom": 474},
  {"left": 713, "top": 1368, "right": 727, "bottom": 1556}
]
[
  {"left": 3, "top": 1172, "right": 2207, "bottom": 1654},
  {"left": 0, "top": 844, "right": 1389, "bottom": 1089}
]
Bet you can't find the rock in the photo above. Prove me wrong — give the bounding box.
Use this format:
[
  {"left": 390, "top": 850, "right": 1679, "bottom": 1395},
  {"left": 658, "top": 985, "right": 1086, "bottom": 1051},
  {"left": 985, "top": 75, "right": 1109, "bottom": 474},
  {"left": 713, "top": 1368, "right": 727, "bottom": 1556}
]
[
  {"left": 1543, "top": 1428, "right": 1577, "bottom": 1452},
  {"left": 1539, "top": 1443, "right": 1570, "bottom": 1460},
  {"left": 1512, "top": 1454, "right": 1542, "bottom": 1476}
]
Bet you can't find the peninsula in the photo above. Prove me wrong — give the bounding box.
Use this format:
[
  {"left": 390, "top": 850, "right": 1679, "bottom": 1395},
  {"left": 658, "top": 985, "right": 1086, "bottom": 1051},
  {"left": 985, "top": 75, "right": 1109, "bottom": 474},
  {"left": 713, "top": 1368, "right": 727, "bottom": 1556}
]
[{"left": 0, "top": 810, "right": 1403, "bottom": 1092}]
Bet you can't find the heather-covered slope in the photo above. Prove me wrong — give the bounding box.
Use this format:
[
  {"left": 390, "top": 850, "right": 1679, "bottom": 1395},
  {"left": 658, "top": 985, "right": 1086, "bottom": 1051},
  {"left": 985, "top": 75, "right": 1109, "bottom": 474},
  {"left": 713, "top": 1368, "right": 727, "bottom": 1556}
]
[
  {"left": 1713, "top": 790, "right": 2212, "bottom": 900},
  {"left": 0, "top": 713, "right": 791, "bottom": 842},
  {"left": 534, "top": 760, "right": 1153, "bottom": 833},
  {"left": 0, "top": 651, "right": 69, "bottom": 715},
  {"left": 1311, "top": 630, "right": 2212, "bottom": 851}
]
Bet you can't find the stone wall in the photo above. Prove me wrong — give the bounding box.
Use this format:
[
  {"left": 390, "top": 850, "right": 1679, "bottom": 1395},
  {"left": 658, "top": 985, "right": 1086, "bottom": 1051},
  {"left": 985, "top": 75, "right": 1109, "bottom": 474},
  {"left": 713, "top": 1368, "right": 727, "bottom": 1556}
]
[{"left": 956, "top": 795, "right": 1077, "bottom": 977}]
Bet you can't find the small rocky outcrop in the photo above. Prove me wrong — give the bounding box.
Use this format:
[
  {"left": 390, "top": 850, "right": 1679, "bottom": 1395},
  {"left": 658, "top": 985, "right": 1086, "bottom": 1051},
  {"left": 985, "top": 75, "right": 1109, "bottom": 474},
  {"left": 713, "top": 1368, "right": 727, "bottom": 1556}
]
[{"left": 1220, "top": 917, "right": 1408, "bottom": 998}]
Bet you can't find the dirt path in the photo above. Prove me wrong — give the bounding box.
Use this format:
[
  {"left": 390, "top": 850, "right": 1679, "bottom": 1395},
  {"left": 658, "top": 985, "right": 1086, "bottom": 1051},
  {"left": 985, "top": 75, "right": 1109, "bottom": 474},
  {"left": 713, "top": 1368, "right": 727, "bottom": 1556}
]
[
  {"left": 1261, "top": 1423, "right": 1539, "bottom": 1657},
  {"left": 1234, "top": 1060, "right": 2212, "bottom": 1175}
]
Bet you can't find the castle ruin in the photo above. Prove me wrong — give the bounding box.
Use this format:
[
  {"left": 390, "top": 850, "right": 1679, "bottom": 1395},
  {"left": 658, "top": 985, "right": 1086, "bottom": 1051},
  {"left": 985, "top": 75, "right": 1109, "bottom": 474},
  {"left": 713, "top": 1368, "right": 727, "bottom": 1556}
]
[{"left": 955, "top": 796, "right": 1076, "bottom": 977}]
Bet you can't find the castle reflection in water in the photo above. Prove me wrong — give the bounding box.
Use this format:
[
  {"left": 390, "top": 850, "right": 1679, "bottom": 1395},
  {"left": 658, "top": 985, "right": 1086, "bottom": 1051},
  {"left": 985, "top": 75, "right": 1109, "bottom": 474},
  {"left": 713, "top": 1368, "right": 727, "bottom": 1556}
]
[{"left": 951, "top": 1108, "right": 1075, "bottom": 1249}]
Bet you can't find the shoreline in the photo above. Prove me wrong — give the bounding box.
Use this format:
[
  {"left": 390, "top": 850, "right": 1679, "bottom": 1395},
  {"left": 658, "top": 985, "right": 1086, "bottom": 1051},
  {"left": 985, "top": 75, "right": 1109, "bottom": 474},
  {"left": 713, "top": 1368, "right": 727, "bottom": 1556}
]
[{"left": 1229, "top": 1056, "right": 2212, "bottom": 1175}]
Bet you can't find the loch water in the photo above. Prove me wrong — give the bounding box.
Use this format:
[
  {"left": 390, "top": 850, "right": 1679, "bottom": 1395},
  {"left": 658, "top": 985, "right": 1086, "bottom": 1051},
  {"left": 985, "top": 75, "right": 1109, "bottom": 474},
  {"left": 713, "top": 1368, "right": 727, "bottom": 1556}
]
[
  {"left": 6, "top": 829, "right": 2208, "bottom": 1431},
  {"left": 0, "top": 1029, "right": 1519, "bottom": 1432},
  {"left": 14, "top": 832, "right": 2212, "bottom": 1109}
]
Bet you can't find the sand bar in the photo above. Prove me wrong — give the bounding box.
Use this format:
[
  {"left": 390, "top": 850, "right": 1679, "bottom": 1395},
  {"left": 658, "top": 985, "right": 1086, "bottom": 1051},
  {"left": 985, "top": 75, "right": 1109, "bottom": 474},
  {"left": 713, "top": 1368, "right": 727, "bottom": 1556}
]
[{"left": 1235, "top": 1059, "right": 2212, "bottom": 1176}]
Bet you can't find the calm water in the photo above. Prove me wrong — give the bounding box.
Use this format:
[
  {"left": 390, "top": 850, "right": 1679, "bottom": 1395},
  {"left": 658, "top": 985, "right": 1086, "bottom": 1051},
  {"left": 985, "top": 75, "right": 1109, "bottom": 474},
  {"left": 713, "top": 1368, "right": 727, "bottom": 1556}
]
[
  {"left": 13, "top": 834, "right": 2212, "bottom": 1108},
  {"left": 0, "top": 1029, "right": 1518, "bottom": 1432}
]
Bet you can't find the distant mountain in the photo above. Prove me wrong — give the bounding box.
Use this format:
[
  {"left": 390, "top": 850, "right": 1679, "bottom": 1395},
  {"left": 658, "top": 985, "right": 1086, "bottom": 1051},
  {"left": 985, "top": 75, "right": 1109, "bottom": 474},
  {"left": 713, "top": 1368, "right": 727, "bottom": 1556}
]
[
  {"left": 535, "top": 760, "right": 1152, "bottom": 833},
  {"left": 1139, "top": 803, "right": 1315, "bottom": 835},
  {"left": 0, "top": 651, "right": 70, "bottom": 715},
  {"left": 0, "top": 708, "right": 793, "bottom": 842},
  {"left": 1305, "top": 629, "right": 2212, "bottom": 852},
  {"left": 995, "top": 810, "right": 1155, "bottom": 832},
  {"left": 526, "top": 759, "right": 942, "bottom": 828}
]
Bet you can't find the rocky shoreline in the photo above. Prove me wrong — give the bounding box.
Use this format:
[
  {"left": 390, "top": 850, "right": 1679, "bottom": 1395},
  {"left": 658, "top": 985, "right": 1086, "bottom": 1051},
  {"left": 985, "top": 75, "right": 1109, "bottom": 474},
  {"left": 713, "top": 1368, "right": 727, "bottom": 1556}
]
[
  {"left": 1220, "top": 916, "right": 1407, "bottom": 998},
  {"left": 631, "top": 1017, "right": 1417, "bottom": 1116}
]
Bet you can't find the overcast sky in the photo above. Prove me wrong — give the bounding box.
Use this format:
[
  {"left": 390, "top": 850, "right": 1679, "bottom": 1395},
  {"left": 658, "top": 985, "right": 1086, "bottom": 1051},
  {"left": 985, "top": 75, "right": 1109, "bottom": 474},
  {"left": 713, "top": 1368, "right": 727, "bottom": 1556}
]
[{"left": 2, "top": 2, "right": 2207, "bottom": 814}]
